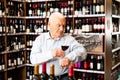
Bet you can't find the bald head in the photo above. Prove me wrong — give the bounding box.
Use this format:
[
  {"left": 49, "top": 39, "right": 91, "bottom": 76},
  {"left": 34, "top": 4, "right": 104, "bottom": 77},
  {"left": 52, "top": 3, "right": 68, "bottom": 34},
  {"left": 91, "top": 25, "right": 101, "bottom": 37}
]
[{"left": 48, "top": 12, "right": 66, "bottom": 23}]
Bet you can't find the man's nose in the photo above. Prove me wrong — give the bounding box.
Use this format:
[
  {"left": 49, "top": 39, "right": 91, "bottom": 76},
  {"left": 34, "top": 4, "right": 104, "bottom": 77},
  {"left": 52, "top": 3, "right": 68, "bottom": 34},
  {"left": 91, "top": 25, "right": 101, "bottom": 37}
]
[{"left": 59, "top": 25, "right": 64, "bottom": 31}]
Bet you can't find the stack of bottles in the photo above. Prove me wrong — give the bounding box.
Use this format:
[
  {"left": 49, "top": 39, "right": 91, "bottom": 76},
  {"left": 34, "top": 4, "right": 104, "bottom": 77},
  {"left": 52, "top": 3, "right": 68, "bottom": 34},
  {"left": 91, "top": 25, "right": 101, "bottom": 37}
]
[
  {"left": 32, "top": 62, "right": 76, "bottom": 80},
  {"left": 74, "top": 54, "right": 104, "bottom": 80}
]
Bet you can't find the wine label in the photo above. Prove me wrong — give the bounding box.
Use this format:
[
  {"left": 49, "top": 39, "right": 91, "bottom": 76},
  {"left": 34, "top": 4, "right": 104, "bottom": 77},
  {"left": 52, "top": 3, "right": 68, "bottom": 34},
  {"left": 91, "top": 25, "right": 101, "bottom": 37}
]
[{"left": 0, "top": 10, "right": 2, "bottom": 16}]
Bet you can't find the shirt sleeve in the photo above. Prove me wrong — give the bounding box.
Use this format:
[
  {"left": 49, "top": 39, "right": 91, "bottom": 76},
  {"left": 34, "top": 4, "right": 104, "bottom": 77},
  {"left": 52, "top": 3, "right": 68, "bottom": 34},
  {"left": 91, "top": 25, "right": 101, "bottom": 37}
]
[
  {"left": 30, "top": 35, "right": 53, "bottom": 65},
  {"left": 65, "top": 36, "right": 87, "bottom": 62}
]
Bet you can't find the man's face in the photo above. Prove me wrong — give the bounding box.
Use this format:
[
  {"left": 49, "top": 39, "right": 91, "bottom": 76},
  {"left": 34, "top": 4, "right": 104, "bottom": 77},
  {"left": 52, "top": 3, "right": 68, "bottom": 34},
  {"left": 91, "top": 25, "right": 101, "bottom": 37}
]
[{"left": 49, "top": 18, "right": 66, "bottom": 38}]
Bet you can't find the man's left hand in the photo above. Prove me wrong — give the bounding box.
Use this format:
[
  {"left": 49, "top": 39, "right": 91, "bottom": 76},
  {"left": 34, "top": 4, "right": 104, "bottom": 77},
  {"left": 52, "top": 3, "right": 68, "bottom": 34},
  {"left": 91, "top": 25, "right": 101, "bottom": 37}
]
[{"left": 59, "top": 57, "right": 70, "bottom": 67}]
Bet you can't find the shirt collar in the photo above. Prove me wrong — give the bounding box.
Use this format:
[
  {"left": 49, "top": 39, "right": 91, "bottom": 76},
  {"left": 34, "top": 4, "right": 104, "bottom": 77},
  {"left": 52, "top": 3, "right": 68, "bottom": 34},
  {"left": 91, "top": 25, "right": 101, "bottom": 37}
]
[
  {"left": 46, "top": 32, "right": 51, "bottom": 40},
  {"left": 46, "top": 32, "right": 63, "bottom": 40}
]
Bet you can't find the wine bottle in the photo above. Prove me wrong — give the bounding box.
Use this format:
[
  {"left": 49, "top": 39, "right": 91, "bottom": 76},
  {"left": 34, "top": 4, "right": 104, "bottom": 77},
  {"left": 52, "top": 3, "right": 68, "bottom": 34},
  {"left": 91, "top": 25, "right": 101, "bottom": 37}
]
[
  {"left": 29, "top": 36, "right": 33, "bottom": 48},
  {"left": 83, "top": 59, "right": 88, "bottom": 70},
  {"left": 67, "top": 65, "right": 76, "bottom": 80},
  {"left": 99, "top": 0, "right": 104, "bottom": 14},
  {"left": 0, "top": 55, "right": 2, "bottom": 70},
  {"left": 93, "top": 17, "right": 98, "bottom": 33},
  {"left": 26, "top": 21, "right": 30, "bottom": 33},
  {"left": 40, "top": 62, "right": 49, "bottom": 80},
  {"left": 48, "top": 64, "right": 57, "bottom": 80},
  {"left": 19, "top": 19, "right": 23, "bottom": 32},
  {"left": 97, "top": 55, "right": 104, "bottom": 71},
  {"left": 2, "top": 20, "right": 5, "bottom": 34},
  {"left": 27, "top": 36, "right": 30, "bottom": 48},
  {"left": 0, "top": 37, "right": 5, "bottom": 52},
  {"left": 21, "top": 51, "right": 24, "bottom": 65},
  {"left": 96, "top": 0, "right": 100, "bottom": 14},
  {"left": 13, "top": 53, "right": 17, "bottom": 66},
  {"left": 0, "top": 20, "right": 3, "bottom": 34},
  {"left": 26, "top": 67, "right": 34, "bottom": 79},
  {"left": 74, "top": 20, "right": 79, "bottom": 35},
  {"left": 26, "top": 51, "right": 30, "bottom": 64},
  {"left": 28, "top": 3, "right": 32, "bottom": 16},
  {"left": 89, "top": 55, "right": 94, "bottom": 70},
  {"left": 17, "top": 53, "right": 21, "bottom": 65},
  {"left": 9, "top": 19, "right": 14, "bottom": 33},
  {"left": 20, "top": 36, "right": 25, "bottom": 49},
  {"left": 17, "top": 3, "right": 23, "bottom": 16},
  {"left": 32, "top": 64, "right": 40, "bottom": 80},
  {"left": 101, "top": 17, "right": 105, "bottom": 33},
  {"left": 30, "top": 67, "right": 34, "bottom": 80},
  {"left": 1, "top": 55, "right": 5, "bottom": 70},
  {"left": 0, "top": 2, "right": 2, "bottom": 16},
  {"left": 92, "top": 0, "right": 97, "bottom": 14},
  {"left": 7, "top": 54, "right": 12, "bottom": 68}
]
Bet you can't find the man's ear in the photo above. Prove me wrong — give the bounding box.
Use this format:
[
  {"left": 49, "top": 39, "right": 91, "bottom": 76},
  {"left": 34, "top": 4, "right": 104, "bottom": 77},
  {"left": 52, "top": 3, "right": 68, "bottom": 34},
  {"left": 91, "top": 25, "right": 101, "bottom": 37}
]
[{"left": 47, "top": 22, "right": 50, "bottom": 30}]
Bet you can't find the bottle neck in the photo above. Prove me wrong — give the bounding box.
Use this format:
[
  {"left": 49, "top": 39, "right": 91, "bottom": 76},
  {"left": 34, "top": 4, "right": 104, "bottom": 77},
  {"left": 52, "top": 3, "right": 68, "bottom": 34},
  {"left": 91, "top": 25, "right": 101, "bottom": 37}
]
[
  {"left": 42, "top": 62, "right": 46, "bottom": 73},
  {"left": 68, "top": 65, "right": 73, "bottom": 77},
  {"left": 34, "top": 64, "right": 39, "bottom": 75},
  {"left": 50, "top": 64, "right": 54, "bottom": 75}
]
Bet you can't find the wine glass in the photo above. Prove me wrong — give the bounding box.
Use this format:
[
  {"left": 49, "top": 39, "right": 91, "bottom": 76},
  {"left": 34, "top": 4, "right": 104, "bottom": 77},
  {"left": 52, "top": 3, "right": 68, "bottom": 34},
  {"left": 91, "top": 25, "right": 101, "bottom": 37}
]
[
  {"left": 61, "top": 45, "right": 69, "bottom": 51},
  {"left": 61, "top": 39, "right": 69, "bottom": 51}
]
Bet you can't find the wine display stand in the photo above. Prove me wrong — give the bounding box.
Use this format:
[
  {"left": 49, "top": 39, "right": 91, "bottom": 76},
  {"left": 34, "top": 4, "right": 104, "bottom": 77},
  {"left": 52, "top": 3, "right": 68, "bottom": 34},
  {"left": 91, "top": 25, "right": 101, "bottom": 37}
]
[{"left": 0, "top": 0, "right": 120, "bottom": 80}]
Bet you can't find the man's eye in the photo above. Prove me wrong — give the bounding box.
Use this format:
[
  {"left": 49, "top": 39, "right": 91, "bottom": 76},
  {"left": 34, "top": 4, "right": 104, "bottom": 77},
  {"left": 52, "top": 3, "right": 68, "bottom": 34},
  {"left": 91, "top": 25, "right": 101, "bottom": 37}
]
[
  {"left": 58, "top": 25, "right": 61, "bottom": 27},
  {"left": 58, "top": 25, "right": 65, "bottom": 27}
]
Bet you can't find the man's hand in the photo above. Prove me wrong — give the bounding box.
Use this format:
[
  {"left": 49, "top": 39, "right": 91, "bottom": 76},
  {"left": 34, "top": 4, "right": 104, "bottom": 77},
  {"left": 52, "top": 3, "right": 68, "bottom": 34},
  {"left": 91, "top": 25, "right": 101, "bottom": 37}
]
[
  {"left": 59, "top": 57, "right": 70, "bottom": 67},
  {"left": 51, "top": 48, "right": 64, "bottom": 58}
]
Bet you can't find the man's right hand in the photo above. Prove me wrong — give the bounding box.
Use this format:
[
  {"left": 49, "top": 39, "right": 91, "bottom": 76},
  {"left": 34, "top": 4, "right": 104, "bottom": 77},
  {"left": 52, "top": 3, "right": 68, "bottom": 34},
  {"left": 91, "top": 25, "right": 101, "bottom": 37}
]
[{"left": 51, "top": 48, "right": 64, "bottom": 58}]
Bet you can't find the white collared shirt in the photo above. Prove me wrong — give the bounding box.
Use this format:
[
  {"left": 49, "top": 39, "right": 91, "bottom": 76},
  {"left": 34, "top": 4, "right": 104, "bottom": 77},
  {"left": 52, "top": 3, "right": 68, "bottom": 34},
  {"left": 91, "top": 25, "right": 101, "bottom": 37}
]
[{"left": 30, "top": 32, "right": 86, "bottom": 76}]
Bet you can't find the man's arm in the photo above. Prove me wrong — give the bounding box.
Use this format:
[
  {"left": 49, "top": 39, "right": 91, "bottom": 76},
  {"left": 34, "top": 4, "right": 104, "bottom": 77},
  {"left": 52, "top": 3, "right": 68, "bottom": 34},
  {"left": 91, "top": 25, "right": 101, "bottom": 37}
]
[
  {"left": 59, "top": 36, "right": 87, "bottom": 67},
  {"left": 66, "top": 40, "right": 87, "bottom": 62},
  {"left": 30, "top": 34, "right": 64, "bottom": 65},
  {"left": 30, "top": 35, "right": 53, "bottom": 65}
]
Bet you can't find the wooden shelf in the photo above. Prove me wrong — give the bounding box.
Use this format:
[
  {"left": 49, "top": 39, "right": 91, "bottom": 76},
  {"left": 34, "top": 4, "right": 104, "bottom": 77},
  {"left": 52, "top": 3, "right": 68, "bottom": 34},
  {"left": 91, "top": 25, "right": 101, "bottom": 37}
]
[
  {"left": 74, "top": 14, "right": 105, "bottom": 18},
  {"left": 7, "top": 64, "right": 26, "bottom": 71},
  {"left": 112, "top": 32, "right": 120, "bottom": 35},
  {"left": 74, "top": 68, "right": 105, "bottom": 74},
  {"left": 25, "top": 16, "right": 46, "bottom": 19},
  {"left": 112, "top": 47, "right": 120, "bottom": 53},
  {"left": 112, "top": 62, "right": 120, "bottom": 70},
  {"left": 112, "top": 15, "right": 120, "bottom": 18}
]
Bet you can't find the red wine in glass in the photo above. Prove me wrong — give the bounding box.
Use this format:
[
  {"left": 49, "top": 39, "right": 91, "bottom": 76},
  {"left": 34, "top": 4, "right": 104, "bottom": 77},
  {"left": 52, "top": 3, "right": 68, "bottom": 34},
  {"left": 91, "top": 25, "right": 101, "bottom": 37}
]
[{"left": 61, "top": 45, "right": 69, "bottom": 51}]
